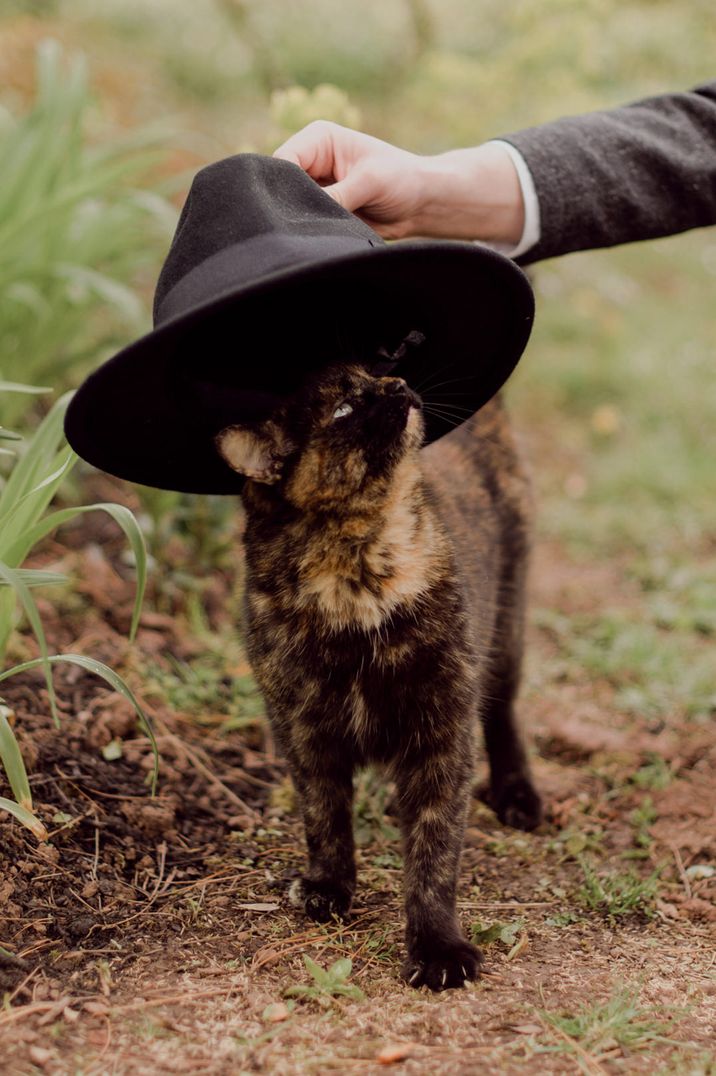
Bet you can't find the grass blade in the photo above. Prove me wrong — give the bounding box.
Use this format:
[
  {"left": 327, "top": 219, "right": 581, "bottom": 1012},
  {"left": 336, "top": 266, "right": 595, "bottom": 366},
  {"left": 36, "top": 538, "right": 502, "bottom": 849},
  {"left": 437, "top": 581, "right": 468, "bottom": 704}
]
[
  {"left": 0, "top": 562, "right": 58, "bottom": 725},
  {"left": 4, "top": 503, "right": 147, "bottom": 640},
  {"left": 0, "top": 569, "right": 68, "bottom": 588},
  {"left": 0, "top": 796, "right": 47, "bottom": 840},
  {"left": 0, "top": 704, "right": 33, "bottom": 809},
  {"left": 0, "top": 382, "right": 51, "bottom": 395},
  {"left": 0, "top": 654, "right": 159, "bottom": 793}
]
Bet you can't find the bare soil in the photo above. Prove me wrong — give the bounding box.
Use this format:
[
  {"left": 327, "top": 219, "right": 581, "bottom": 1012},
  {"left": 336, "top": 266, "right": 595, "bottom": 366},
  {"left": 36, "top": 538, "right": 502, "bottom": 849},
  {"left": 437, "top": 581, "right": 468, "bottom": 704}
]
[{"left": 1, "top": 509, "right": 715, "bottom": 1075}]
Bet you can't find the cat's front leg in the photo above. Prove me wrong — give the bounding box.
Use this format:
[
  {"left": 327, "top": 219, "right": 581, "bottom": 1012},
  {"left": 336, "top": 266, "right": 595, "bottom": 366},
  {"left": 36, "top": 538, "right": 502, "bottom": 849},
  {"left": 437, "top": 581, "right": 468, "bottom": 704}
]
[
  {"left": 287, "top": 742, "right": 356, "bottom": 923},
  {"left": 396, "top": 750, "right": 482, "bottom": 991}
]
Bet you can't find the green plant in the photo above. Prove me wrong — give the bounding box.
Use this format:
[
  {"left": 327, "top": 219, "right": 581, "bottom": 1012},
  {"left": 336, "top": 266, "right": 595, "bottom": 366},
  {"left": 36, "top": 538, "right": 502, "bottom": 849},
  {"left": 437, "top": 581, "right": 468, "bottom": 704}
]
[
  {"left": 269, "top": 83, "right": 361, "bottom": 138},
  {"left": 0, "top": 388, "right": 156, "bottom": 835},
  {"left": 631, "top": 755, "right": 672, "bottom": 791},
  {"left": 0, "top": 39, "right": 175, "bottom": 425},
  {"left": 577, "top": 857, "right": 660, "bottom": 920},
  {"left": 470, "top": 919, "right": 524, "bottom": 948},
  {"left": 143, "top": 654, "right": 265, "bottom": 731},
  {"left": 0, "top": 392, "right": 145, "bottom": 663},
  {"left": 284, "top": 956, "right": 364, "bottom": 1004},
  {"left": 536, "top": 983, "right": 681, "bottom": 1068},
  {"left": 624, "top": 797, "right": 657, "bottom": 860},
  {"left": 353, "top": 767, "right": 400, "bottom": 846}
]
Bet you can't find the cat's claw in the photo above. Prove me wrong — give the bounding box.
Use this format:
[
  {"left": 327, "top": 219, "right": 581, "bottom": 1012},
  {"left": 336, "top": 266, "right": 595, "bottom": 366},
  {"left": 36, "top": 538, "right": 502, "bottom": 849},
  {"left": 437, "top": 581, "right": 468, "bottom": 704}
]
[{"left": 402, "top": 939, "right": 482, "bottom": 992}]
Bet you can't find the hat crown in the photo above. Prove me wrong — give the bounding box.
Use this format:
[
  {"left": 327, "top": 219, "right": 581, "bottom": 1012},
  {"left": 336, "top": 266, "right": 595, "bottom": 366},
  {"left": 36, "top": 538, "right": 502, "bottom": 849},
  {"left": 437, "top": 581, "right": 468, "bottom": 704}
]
[{"left": 154, "top": 154, "right": 379, "bottom": 323}]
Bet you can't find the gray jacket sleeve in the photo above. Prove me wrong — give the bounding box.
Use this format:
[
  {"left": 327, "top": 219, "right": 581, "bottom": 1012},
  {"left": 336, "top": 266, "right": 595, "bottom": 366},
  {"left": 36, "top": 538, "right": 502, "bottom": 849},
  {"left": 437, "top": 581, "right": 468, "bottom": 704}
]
[{"left": 501, "top": 82, "right": 716, "bottom": 265}]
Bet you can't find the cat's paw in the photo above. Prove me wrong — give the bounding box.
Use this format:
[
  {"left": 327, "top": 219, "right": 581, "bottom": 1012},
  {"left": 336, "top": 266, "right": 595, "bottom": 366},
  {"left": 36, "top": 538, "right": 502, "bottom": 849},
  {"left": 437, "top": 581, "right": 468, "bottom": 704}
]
[
  {"left": 479, "top": 774, "right": 543, "bottom": 832},
  {"left": 288, "top": 877, "right": 353, "bottom": 922},
  {"left": 402, "top": 938, "right": 483, "bottom": 992}
]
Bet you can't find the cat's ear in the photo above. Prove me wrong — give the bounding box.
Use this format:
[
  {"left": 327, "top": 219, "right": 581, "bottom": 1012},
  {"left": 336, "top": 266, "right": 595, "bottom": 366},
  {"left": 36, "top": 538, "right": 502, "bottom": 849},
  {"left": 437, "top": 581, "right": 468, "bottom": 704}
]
[{"left": 215, "top": 421, "right": 293, "bottom": 484}]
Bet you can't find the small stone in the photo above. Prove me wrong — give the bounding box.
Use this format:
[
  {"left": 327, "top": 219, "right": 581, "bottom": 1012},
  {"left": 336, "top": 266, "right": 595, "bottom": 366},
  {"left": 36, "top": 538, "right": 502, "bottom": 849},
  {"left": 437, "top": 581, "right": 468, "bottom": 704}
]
[
  {"left": 262, "top": 1001, "right": 290, "bottom": 1023},
  {"left": 36, "top": 843, "right": 60, "bottom": 865},
  {"left": 28, "top": 1046, "right": 54, "bottom": 1067}
]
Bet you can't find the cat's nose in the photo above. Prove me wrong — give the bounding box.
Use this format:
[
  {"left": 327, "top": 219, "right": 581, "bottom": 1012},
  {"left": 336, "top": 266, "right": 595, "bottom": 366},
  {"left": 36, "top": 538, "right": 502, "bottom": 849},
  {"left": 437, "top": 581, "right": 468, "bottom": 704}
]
[{"left": 380, "top": 376, "right": 408, "bottom": 394}]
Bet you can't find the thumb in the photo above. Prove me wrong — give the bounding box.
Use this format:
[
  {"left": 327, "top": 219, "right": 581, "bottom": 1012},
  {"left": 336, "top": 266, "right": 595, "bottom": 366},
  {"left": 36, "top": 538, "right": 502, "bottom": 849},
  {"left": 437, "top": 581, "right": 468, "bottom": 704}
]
[{"left": 322, "top": 169, "right": 373, "bottom": 214}]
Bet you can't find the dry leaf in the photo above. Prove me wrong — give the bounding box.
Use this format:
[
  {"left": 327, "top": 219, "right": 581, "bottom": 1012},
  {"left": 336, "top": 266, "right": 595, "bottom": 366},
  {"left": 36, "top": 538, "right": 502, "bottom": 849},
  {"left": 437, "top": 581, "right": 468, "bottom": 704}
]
[{"left": 376, "top": 1043, "right": 415, "bottom": 1064}]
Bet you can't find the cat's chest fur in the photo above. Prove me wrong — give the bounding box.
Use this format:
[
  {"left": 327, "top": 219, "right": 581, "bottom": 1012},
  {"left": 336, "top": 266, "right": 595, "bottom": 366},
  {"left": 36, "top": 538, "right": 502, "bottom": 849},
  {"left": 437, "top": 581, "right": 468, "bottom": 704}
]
[{"left": 241, "top": 456, "right": 479, "bottom": 760}]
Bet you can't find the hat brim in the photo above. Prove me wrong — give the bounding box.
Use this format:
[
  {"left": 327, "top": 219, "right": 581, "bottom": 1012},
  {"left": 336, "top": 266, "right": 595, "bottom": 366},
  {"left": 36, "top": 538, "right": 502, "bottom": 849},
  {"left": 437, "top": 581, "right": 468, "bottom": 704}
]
[{"left": 64, "top": 240, "right": 534, "bottom": 494}]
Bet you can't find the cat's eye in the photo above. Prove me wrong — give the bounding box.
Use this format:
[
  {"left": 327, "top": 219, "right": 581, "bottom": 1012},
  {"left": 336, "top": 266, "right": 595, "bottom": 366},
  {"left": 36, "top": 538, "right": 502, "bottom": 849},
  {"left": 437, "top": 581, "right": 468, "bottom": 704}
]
[{"left": 332, "top": 402, "right": 353, "bottom": 420}]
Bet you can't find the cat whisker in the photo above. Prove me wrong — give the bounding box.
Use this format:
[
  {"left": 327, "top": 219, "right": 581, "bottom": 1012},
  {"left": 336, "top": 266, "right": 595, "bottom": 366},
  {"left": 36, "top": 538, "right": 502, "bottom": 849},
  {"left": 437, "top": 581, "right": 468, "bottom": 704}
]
[
  {"left": 422, "top": 408, "right": 464, "bottom": 430},
  {"left": 422, "top": 408, "right": 464, "bottom": 428},
  {"left": 422, "top": 396, "right": 477, "bottom": 416},
  {"left": 414, "top": 372, "right": 480, "bottom": 395},
  {"left": 412, "top": 359, "right": 470, "bottom": 394}
]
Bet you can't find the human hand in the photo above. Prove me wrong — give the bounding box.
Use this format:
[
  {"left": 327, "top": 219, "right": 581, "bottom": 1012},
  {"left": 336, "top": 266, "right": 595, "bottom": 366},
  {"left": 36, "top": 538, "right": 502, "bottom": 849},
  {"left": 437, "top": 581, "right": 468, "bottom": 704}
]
[
  {"left": 273, "top": 121, "right": 525, "bottom": 246},
  {"left": 273, "top": 121, "right": 430, "bottom": 239}
]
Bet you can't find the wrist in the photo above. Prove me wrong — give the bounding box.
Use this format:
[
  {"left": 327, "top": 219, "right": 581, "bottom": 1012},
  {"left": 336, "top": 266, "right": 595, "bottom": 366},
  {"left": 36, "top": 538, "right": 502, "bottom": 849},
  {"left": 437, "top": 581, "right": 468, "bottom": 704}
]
[{"left": 412, "top": 143, "right": 525, "bottom": 245}]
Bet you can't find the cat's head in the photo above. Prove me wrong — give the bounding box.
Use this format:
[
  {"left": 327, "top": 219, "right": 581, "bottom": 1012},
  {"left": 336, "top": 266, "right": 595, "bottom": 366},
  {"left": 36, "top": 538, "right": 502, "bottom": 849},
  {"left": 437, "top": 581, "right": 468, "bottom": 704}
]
[{"left": 215, "top": 363, "right": 424, "bottom": 509}]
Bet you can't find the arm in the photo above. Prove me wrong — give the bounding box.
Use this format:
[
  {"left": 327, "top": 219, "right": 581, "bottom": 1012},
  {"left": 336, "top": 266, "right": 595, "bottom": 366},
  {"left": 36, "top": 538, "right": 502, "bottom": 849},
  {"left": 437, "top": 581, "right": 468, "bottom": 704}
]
[
  {"left": 500, "top": 81, "right": 716, "bottom": 264},
  {"left": 273, "top": 81, "right": 716, "bottom": 263}
]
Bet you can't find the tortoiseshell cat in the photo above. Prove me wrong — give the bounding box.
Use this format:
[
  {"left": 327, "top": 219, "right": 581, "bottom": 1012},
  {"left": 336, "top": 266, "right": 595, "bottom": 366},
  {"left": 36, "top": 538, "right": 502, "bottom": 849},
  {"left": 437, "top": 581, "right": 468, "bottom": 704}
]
[{"left": 216, "top": 362, "right": 542, "bottom": 991}]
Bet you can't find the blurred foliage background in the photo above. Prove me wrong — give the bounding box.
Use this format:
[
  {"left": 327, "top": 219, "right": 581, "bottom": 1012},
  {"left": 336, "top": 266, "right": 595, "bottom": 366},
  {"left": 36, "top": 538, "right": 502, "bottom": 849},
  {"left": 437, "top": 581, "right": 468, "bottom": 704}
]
[{"left": 0, "top": 0, "right": 714, "bottom": 741}]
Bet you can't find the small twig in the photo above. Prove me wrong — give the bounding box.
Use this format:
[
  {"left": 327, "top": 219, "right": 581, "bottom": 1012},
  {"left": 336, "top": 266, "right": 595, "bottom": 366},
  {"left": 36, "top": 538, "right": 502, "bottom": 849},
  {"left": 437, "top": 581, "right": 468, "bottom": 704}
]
[
  {"left": 8, "top": 966, "right": 39, "bottom": 1005},
  {"left": 108, "top": 983, "right": 239, "bottom": 1015},
  {"left": 668, "top": 842, "right": 691, "bottom": 900},
  {"left": 456, "top": 901, "right": 555, "bottom": 909},
  {"left": 108, "top": 843, "right": 177, "bottom": 930},
  {"left": 91, "top": 823, "right": 101, "bottom": 881},
  {"left": 0, "top": 998, "right": 75, "bottom": 1029},
  {"left": 154, "top": 717, "right": 261, "bottom": 821}
]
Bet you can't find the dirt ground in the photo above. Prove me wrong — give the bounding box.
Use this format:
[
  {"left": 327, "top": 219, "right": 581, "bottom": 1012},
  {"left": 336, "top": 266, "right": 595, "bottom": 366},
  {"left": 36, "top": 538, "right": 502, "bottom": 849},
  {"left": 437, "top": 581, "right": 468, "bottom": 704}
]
[{"left": 1, "top": 506, "right": 715, "bottom": 1075}]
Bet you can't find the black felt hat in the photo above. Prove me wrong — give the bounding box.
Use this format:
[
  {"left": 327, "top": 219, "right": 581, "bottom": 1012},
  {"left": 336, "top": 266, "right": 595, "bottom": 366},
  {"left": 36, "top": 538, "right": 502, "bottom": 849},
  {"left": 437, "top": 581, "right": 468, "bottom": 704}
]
[{"left": 64, "top": 153, "right": 534, "bottom": 494}]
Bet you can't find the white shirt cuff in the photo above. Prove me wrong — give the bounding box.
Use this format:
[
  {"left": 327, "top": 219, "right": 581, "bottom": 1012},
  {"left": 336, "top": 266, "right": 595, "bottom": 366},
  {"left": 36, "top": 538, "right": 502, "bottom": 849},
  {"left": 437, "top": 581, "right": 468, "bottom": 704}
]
[{"left": 481, "top": 139, "right": 541, "bottom": 260}]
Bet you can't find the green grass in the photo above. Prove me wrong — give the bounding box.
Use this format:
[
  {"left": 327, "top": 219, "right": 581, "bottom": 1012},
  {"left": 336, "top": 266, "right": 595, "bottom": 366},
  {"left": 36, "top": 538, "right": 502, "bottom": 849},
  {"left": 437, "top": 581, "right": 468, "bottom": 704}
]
[
  {"left": 577, "top": 857, "right": 660, "bottom": 921},
  {"left": 533, "top": 605, "right": 716, "bottom": 724},
  {"left": 0, "top": 39, "right": 175, "bottom": 425},
  {"left": 142, "top": 653, "right": 265, "bottom": 733},
  {"left": 536, "top": 983, "right": 682, "bottom": 1069},
  {"left": 353, "top": 768, "right": 400, "bottom": 847},
  {"left": 630, "top": 755, "right": 672, "bottom": 792},
  {"left": 511, "top": 235, "right": 716, "bottom": 560}
]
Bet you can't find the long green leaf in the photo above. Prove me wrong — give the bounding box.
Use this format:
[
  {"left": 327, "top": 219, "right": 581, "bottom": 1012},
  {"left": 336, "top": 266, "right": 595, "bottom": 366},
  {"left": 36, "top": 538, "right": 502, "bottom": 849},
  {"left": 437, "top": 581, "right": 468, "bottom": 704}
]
[
  {"left": 0, "top": 569, "right": 68, "bottom": 588},
  {"left": 0, "top": 796, "right": 47, "bottom": 841},
  {"left": 0, "top": 563, "right": 57, "bottom": 725},
  {"left": 0, "top": 394, "right": 72, "bottom": 529},
  {"left": 4, "top": 504, "right": 147, "bottom": 640},
  {"left": 0, "top": 704, "right": 33, "bottom": 809},
  {"left": 0, "top": 449, "right": 75, "bottom": 547},
  {"left": 0, "top": 382, "right": 51, "bottom": 395},
  {"left": 0, "top": 654, "right": 159, "bottom": 794}
]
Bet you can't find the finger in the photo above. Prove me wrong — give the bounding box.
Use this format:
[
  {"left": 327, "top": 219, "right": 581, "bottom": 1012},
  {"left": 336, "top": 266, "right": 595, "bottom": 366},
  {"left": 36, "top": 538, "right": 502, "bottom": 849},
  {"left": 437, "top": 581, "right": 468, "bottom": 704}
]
[
  {"left": 322, "top": 171, "right": 373, "bottom": 213},
  {"left": 273, "top": 121, "right": 348, "bottom": 182}
]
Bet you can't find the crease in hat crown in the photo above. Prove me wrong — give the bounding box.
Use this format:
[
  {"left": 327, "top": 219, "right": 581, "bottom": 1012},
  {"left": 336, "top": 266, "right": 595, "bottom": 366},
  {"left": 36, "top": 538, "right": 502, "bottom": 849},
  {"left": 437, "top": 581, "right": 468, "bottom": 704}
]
[{"left": 153, "top": 154, "right": 382, "bottom": 327}]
